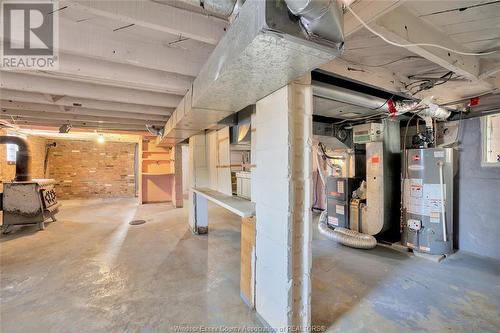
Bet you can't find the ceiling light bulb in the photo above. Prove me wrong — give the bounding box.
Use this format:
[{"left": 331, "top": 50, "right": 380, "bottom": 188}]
[{"left": 97, "top": 134, "right": 105, "bottom": 144}]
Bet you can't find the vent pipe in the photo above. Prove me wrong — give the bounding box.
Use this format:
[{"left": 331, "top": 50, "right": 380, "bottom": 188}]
[
  {"left": 313, "top": 81, "right": 393, "bottom": 111},
  {"left": 285, "top": 0, "right": 344, "bottom": 44},
  {"left": 0, "top": 136, "right": 31, "bottom": 181}
]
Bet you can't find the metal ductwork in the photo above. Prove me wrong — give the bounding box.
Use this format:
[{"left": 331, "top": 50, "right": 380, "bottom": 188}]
[
  {"left": 177, "top": 0, "right": 238, "bottom": 17},
  {"left": 230, "top": 105, "right": 253, "bottom": 144},
  {"left": 313, "top": 81, "right": 393, "bottom": 111},
  {"left": 0, "top": 136, "right": 31, "bottom": 181},
  {"left": 285, "top": 0, "right": 344, "bottom": 44},
  {"left": 161, "top": 0, "right": 344, "bottom": 144}
]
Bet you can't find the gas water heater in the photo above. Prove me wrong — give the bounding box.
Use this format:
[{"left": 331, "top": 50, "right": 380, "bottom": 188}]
[{"left": 402, "top": 148, "right": 457, "bottom": 255}]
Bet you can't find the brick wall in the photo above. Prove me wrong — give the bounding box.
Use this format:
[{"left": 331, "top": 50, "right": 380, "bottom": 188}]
[
  {"left": 0, "top": 129, "right": 47, "bottom": 191},
  {"left": 47, "top": 139, "right": 136, "bottom": 199}
]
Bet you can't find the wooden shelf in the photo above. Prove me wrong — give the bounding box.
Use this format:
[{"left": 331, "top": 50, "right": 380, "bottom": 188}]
[
  {"left": 142, "top": 172, "right": 173, "bottom": 176},
  {"left": 141, "top": 139, "right": 174, "bottom": 204}
]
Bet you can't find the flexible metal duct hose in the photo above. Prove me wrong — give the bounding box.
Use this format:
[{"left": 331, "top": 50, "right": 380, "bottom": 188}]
[
  {"left": 318, "top": 219, "right": 377, "bottom": 250},
  {"left": 0, "top": 135, "right": 31, "bottom": 181}
]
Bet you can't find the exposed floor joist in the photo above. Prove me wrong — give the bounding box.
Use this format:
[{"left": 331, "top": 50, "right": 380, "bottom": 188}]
[
  {"left": 58, "top": 18, "right": 208, "bottom": 77},
  {"left": 1, "top": 109, "right": 166, "bottom": 127},
  {"left": 17, "top": 53, "right": 193, "bottom": 95},
  {"left": 8, "top": 18, "right": 210, "bottom": 77},
  {"left": 0, "top": 90, "right": 172, "bottom": 116},
  {"left": 371, "top": 5, "right": 480, "bottom": 80},
  {"left": 0, "top": 117, "right": 151, "bottom": 132},
  {"left": 1, "top": 72, "right": 182, "bottom": 107},
  {"left": 63, "top": 0, "right": 228, "bottom": 45},
  {"left": 1, "top": 100, "right": 170, "bottom": 122},
  {"left": 344, "top": 0, "right": 407, "bottom": 37}
]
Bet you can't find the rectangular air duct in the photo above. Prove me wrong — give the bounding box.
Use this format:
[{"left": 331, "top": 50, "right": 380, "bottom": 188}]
[{"left": 161, "top": 0, "right": 343, "bottom": 144}]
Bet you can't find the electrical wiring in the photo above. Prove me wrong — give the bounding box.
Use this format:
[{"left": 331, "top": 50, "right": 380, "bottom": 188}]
[
  {"left": 345, "top": 5, "right": 499, "bottom": 56},
  {"left": 407, "top": 71, "right": 455, "bottom": 96},
  {"left": 333, "top": 111, "right": 387, "bottom": 125},
  {"left": 403, "top": 113, "right": 418, "bottom": 179},
  {"left": 341, "top": 56, "right": 423, "bottom": 68}
]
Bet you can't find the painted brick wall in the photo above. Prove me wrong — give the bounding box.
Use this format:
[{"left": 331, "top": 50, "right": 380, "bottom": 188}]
[
  {"left": 457, "top": 118, "right": 500, "bottom": 259},
  {"left": 48, "top": 139, "right": 136, "bottom": 199}
]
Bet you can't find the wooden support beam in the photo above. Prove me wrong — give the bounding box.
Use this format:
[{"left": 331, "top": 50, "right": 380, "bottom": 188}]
[
  {"left": 1, "top": 90, "right": 172, "bottom": 116},
  {"left": 241, "top": 216, "right": 256, "bottom": 309},
  {"left": 344, "top": 0, "right": 407, "bottom": 37},
  {"left": 65, "top": 0, "right": 227, "bottom": 45},
  {"left": 0, "top": 100, "right": 169, "bottom": 121},
  {"left": 1, "top": 109, "right": 166, "bottom": 127},
  {"left": 372, "top": 6, "right": 480, "bottom": 79},
  {"left": 21, "top": 53, "right": 193, "bottom": 95},
  {"left": 1, "top": 72, "right": 182, "bottom": 107}
]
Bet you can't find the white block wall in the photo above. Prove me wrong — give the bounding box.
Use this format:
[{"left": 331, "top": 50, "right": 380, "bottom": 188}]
[
  {"left": 188, "top": 133, "right": 209, "bottom": 232},
  {"left": 254, "top": 76, "right": 313, "bottom": 330}
]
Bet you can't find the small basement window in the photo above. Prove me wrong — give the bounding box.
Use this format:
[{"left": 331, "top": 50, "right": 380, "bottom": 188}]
[{"left": 483, "top": 114, "right": 500, "bottom": 165}]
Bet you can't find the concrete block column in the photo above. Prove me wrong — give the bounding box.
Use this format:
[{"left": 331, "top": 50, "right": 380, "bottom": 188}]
[
  {"left": 188, "top": 133, "right": 209, "bottom": 234},
  {"left": 172, "top": 145, "right": 184, "bottom": 208},
  {"left": 254, "top": 75, "right": 313, "bottom": 330}
]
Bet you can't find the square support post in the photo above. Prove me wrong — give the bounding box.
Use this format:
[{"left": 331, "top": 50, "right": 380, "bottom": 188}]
[
  {"left": 172, "top": 145, "right": 184, "bottom": 208},
  {"left": 253, "top": 75, "right": 313, "bottom": 330},
  {"left": 188, "top": 133, "right": 209, "bottom": 234}
]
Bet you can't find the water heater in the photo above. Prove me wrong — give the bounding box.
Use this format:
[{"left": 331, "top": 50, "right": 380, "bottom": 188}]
[{"left": 402, "top": 148, "right": 457, "bottom": 255}]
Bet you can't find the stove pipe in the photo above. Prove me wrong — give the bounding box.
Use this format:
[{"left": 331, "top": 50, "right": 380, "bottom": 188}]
[{"left": 0, "top": 136, "right": 31, "bottom": 181}]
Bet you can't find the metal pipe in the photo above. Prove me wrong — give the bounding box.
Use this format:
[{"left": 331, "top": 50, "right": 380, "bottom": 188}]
[
  {"left": 438, "top": 161, "right": 447, "bottom": 242},
  {"left": 285, "top": 0, "right": 344, "bottom": 43},
  {"left": 0, "top": 136, "right": 31, "bottom": 181},
  {"left": 312, "top": 81, "right": 390, "bottom": 110}
]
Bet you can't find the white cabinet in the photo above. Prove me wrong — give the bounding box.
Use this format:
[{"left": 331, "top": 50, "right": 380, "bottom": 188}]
[{"left": 236, "top": 172, "right": 251, "bottom": 200}]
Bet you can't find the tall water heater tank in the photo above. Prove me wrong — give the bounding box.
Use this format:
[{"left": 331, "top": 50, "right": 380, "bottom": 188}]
[{"left": 402, "top": 148, "right": 457, "bottom": 255}]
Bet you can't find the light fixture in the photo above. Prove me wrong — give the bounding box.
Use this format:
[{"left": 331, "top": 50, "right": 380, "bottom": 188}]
[
  {"left": 59, "top": 123, "right": 72, "bottom": 133},
  {"left": 97, "top": 134, "right": 105, "bottom": 144}
]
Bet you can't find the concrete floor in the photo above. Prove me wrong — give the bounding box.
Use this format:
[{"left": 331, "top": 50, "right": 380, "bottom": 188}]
[
  {"left": 1, "top": 199, "right": 499, "bottom": 332},
  {"left": 1, "top": 198, "right": 260, "bottom": 332},
  {"left": 312, "top": 217, "right": 500, "bottom": 332}
]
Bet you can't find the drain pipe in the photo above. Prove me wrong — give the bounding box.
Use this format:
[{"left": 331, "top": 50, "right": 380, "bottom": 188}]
[{"left": 0, "top": 136, "right": 31, "bottom": 181}]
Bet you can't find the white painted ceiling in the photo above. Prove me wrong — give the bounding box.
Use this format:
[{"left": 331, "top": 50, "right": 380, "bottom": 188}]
[{"left": 0, "top": 0, "right": 227, "bottom": 132}]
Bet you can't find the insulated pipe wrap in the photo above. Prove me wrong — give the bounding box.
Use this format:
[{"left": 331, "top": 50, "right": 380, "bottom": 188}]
[{"left": 318, "top": 220, "right": 377, "bottom": 249}]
